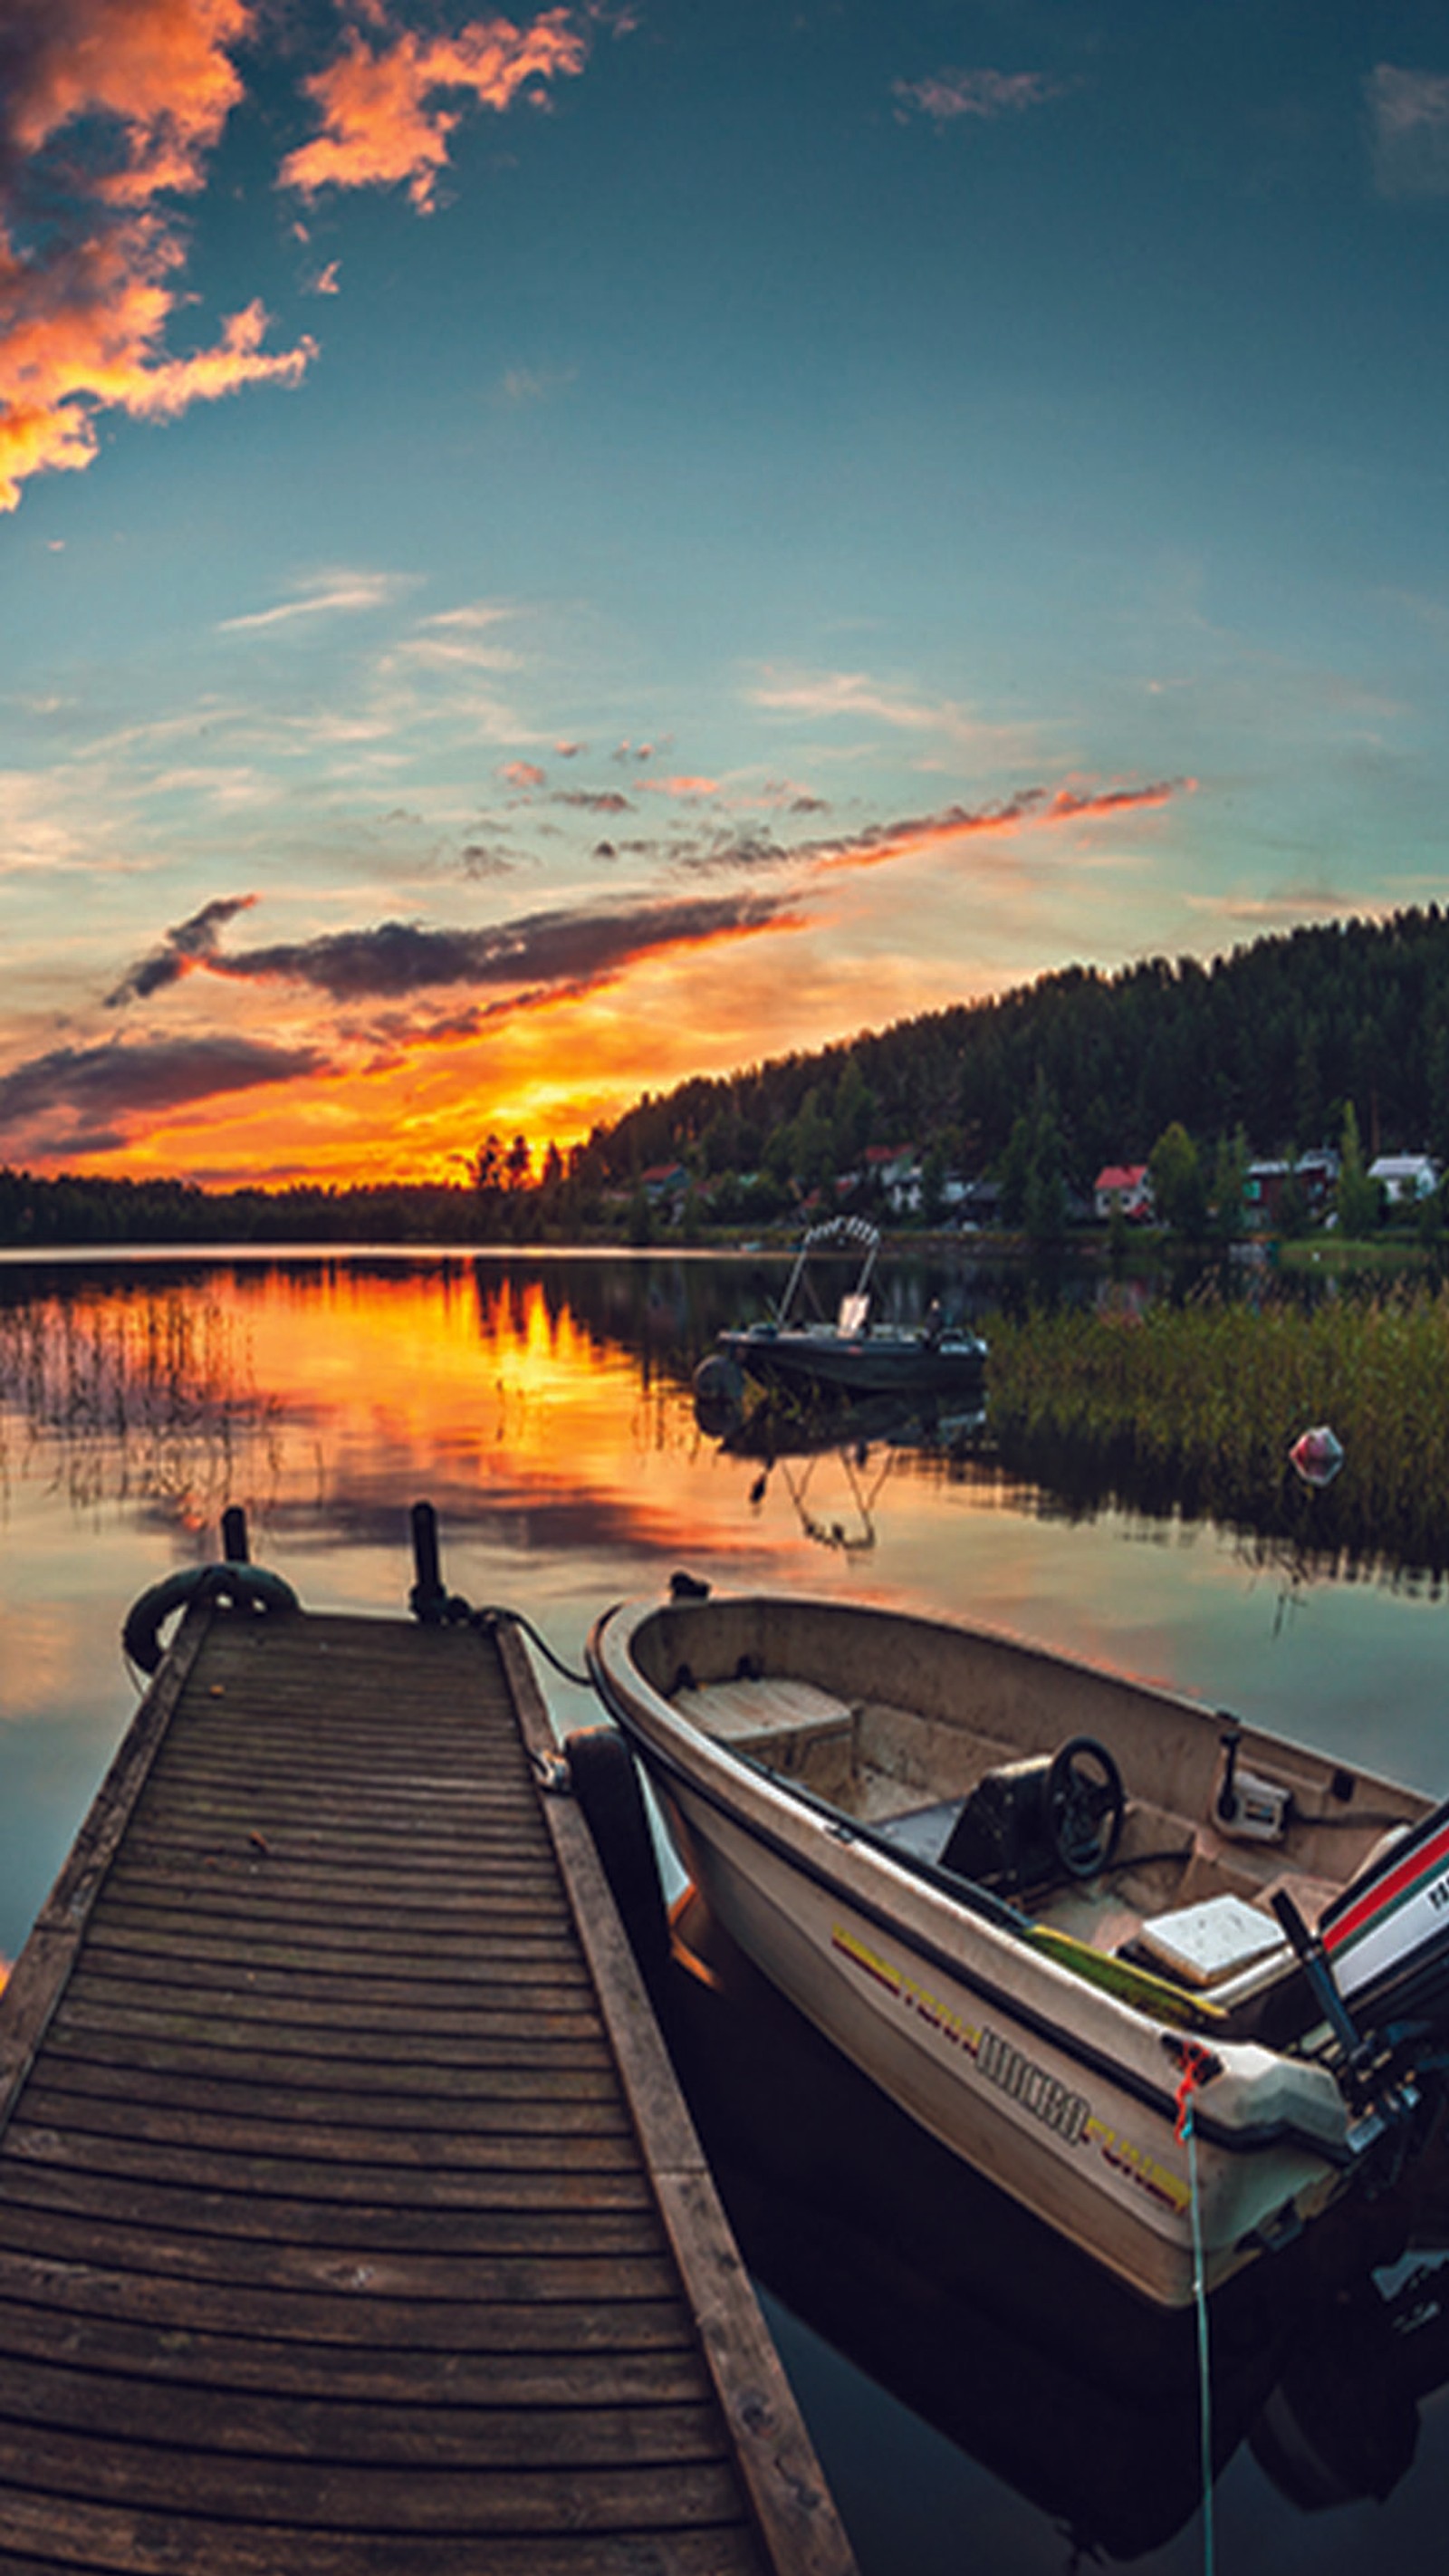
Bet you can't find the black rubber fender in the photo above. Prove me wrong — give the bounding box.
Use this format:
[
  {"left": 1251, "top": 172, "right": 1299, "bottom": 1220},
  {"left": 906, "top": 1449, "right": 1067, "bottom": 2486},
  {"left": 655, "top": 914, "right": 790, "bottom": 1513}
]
[
  {"left": 122, "top": 1560, "right": 300, "bottom": 1675},
  {"left": 563, "top": 1724, "right": 670, "bottom": 1995}
]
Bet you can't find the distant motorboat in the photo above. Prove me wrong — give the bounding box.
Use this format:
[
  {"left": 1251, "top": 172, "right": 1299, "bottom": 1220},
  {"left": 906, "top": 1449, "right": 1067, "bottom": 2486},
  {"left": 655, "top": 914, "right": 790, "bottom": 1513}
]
[{"left": 699, "top": 1217, "right": 988, "bottom": 1405}]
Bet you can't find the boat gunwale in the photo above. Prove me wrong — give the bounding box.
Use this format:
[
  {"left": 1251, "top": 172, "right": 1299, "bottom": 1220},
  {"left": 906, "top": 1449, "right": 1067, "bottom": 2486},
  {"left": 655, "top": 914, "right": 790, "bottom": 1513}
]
[{"left": 586, "top": 1594, "right": 1357, "bottom": 2167}]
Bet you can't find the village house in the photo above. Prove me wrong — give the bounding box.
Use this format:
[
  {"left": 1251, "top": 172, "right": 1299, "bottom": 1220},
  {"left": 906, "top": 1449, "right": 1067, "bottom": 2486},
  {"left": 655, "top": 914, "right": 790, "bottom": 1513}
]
[
  {"left": 1244, "top": 1149, "right": 1340, "bottom": 1227},
  {"left": 860, "top": 1144, "right": 923, "bottom": 1216},
  {"left": 638, "top": 1161, "right": 690, "bottom": 1209},
  {"left": 1368, "top": 1152, "right": 1440, "bottom": 1205},
  {"left": 1093, "top": 1164, "right": 1153, "bottom": 1221}
]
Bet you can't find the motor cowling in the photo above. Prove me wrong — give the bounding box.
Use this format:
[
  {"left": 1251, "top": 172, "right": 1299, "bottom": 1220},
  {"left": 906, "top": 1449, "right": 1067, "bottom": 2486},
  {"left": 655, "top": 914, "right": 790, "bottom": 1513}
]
[{"left": 1319, "top": 1798, "right": 1449, "bottom": 2045}]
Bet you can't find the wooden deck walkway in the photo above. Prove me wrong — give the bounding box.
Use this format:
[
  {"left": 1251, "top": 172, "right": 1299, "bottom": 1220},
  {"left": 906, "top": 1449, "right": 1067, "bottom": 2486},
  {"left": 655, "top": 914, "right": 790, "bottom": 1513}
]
[{"left": 0, "top": 1586, "right": 855, "bottom": 2575}]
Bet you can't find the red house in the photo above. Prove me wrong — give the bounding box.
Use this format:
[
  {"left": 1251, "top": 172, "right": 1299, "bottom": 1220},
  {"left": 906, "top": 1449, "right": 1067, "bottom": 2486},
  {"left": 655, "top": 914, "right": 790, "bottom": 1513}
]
[{"left": 1093, "top": 1164, "right": 1154, "bottom": 1221}]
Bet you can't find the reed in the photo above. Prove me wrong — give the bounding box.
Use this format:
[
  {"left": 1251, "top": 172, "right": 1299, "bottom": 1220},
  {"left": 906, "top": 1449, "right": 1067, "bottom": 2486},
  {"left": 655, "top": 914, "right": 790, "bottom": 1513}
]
[
  {"left": 981, "top": 1283, "right": 1449, "bottom": 1575},
  {"left": 0, "top": 1287, "right": 282, "bottom": 1523}
]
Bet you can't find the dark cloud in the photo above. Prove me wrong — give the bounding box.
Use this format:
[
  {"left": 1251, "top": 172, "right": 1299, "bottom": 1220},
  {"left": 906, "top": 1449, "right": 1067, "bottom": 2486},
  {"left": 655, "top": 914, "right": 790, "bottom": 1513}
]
[
  {"left": 677, "top": 831, "right": 792, "bottom": 876},
  {"left": 460, "top": 844, "right": 515, "bottom": 879},
  {"left": 196, "top": 889, "right": 794, "bottom": 1003},
  {"left": 107, "top": 893, "right": 257, "bottom": 1006},
  {"left": 678, "top": 781, "right": 1193, "bottom": 877},
  {"left": 553, "top": 790, "right": 633, "bottom": 813},
  {"left": 0, "top": 1031, "right": 327, "bottom": 1149}
]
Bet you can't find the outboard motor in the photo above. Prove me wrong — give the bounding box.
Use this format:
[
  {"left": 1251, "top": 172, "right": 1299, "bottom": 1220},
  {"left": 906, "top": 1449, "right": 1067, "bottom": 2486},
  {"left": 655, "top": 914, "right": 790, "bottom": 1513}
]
[
  {"left": 1268, "top": 1798, "right": 1449, "bottom": 2178},
  {"left": 1318, "top": 1798, "right": 1449, "bottom": 2043}
]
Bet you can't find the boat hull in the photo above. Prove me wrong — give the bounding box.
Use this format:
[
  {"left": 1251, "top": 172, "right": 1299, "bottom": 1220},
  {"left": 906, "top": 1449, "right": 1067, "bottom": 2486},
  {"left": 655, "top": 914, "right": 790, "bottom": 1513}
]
[
  {"left": 716, "top": 1325, "right": 987, "bottom": 1399},
  {"left": 589, "top": 1593, "right": 1363, "bottom": 2310}
]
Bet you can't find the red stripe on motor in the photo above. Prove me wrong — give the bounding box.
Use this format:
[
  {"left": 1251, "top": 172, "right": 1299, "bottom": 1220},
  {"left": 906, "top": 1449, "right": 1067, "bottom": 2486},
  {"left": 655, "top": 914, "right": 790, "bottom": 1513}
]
[{"left": 1323, "top": 1818, "right": 1449, "bottom": 1952}]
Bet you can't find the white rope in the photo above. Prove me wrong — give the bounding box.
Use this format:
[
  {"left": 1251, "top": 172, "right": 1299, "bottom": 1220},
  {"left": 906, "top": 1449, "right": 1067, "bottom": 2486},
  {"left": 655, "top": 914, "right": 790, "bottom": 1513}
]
[{"left": 1185, "top": 2100, "right": 1217, "bottom": 2576}]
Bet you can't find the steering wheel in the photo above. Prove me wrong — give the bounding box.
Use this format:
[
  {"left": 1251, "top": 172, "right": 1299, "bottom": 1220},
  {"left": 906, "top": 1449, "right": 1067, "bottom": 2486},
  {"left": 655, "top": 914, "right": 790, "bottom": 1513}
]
[{"left": 1045, "top": 1735, "right": 1126, "bottom": 1879}]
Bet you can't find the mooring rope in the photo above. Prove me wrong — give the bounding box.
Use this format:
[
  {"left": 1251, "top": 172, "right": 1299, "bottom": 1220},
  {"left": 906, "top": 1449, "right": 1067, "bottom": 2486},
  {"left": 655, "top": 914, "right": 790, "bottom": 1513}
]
[
  {"left": 1184, "top": 2098, "right": 1216, "bottom": 2576},
  {"left": 469, "top": 1603, "right": 593, "bottom": 1691}
]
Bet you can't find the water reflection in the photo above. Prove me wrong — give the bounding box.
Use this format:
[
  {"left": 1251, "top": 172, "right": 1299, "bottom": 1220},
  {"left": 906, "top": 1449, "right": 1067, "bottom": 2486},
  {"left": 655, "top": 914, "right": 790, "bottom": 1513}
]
[
  {"left": 0, "top": 1271, "right": 283, "bottom": 1529},
  {"left": 5, "top": 1252, "right": 1449, "bottom": 1608},
  {"left": 661, "top": 1892, "right": 1449, "bottom": 2571},
  {"left": 695, "top": 1383, "right": 990, "bottom": 1555}
]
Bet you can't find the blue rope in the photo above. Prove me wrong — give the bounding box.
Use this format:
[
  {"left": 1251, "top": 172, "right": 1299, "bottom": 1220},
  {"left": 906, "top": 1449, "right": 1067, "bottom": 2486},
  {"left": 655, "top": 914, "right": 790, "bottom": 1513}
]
[{"left": 1185, "top": 2100, "right": 1216, "bottom": 2576}]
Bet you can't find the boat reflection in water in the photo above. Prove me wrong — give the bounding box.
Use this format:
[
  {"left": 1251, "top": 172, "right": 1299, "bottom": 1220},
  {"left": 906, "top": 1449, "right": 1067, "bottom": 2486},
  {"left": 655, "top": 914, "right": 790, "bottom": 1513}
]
[
  {"left": 657, "top": 1886, "right": 1449, "bottom": 2565},
  {"left": 695, "top": 1379, "right": 988, "bottom": 1554}
]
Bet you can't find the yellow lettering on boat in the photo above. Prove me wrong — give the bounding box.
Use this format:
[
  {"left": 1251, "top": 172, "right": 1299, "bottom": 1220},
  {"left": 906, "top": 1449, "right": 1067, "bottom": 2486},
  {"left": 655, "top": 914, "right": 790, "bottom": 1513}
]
[
  {"left": 831, "top": 1926, "right": 982, "bottom": 2052},
  {"left": 1085, "top": 2113, "right": 1190, "bottom": 2214}
]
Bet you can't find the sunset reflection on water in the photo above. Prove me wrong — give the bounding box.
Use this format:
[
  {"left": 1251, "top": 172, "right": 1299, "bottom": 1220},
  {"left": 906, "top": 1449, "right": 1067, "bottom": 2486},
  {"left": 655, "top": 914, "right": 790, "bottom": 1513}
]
[{"left": 3, "top": 1243, "right": 1449, "bottom": 1934}]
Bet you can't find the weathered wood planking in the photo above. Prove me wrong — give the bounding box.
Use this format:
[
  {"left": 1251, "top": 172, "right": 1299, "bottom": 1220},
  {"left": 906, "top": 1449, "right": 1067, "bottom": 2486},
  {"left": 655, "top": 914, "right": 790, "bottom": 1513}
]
[{"left": 0, "top": 1601, "right": 854, "bottom": 2576}]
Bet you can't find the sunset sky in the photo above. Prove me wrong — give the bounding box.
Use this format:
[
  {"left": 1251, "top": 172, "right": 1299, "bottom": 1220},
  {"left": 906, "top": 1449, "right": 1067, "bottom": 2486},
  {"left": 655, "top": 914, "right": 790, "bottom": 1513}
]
[{"left": 3, "top": 0, "right": 1447, "bottom": 1187}]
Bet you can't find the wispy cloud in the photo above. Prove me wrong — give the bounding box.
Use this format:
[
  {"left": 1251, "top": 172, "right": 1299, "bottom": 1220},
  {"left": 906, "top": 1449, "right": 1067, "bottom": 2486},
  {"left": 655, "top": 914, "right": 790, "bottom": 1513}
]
[
  {"left": 0, "top": 0, "right": 317, "bottom": 513},
  {"left": 1366, "top": 65, "right": 1449, "bottom": 199},
  {"left": 681, "top": 780, "right": 1195, "bottom": 879},
  {"left": 498, "top": 362, "right": 575, "bottom": 403},
  {"left": 280, "top": 10, "right": 591, "bottom": 211},
  {"left": 747, "top": 664, "right": 1037, "bottom": 761},
  {"left": 218, "top": 570, "right": 415, "bottom": 634},
  {"left": 891, "top": 68, "right": 1069, "bottom": 130},
  {"left": 1185, "top": 883, "right": 1367, "bottom": 929},
  {"left": 751, "top": 667, "right": 945, "bottom": 731}
]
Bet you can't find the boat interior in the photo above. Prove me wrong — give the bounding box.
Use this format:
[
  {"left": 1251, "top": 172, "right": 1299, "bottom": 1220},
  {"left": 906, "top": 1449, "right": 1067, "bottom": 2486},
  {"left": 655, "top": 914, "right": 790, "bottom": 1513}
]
[{"left": 652, "top": 1604, "right": 1429, "bottom": 2042}]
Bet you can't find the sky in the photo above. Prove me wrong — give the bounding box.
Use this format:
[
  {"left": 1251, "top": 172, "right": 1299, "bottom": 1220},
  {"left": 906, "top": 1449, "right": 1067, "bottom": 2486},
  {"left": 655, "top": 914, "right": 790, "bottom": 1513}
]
[{"left": 2, "top": 0, "right": 1447, "bottom": 1188}]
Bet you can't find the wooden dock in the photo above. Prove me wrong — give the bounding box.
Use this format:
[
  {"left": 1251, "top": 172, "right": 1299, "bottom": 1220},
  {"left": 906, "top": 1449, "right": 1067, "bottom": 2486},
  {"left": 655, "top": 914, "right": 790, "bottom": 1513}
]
[{"left": 0, "top": 1581, "right": 856, "bottom": 2575}]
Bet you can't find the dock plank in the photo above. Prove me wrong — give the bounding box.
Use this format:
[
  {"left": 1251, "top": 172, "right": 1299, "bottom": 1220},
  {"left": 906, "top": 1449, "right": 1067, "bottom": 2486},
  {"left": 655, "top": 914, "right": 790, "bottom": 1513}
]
[{"left": 0, "top": 1602, "right": 854, "bottom": 2575}]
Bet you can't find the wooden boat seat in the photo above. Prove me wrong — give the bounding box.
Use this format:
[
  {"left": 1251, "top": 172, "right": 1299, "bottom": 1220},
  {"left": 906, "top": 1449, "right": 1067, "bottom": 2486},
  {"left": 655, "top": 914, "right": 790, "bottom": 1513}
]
[{"left": 674, "top": 1675, "right": 857, "bottom": 1798}]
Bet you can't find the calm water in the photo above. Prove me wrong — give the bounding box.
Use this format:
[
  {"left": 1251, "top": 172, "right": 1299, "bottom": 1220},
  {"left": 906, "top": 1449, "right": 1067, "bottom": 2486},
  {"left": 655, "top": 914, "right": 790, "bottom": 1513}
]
[{"left": 3, "top": 1246, "right": 1448, "bottom": 2572}]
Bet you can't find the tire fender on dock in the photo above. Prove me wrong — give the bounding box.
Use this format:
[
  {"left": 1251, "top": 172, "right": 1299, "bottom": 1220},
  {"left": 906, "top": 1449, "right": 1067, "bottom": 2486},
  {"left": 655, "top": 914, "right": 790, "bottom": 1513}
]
[
  {"left": 122, "top": 1562, "right": 300, "bottom": 1675},
  {"left": 563, "top": 1724, "right": 671, "bottom": 1994}
]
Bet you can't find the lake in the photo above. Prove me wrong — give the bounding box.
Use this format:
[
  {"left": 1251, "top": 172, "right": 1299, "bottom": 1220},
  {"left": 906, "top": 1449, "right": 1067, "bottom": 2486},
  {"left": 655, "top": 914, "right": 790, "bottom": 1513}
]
[{"left": 3, "top": 1245, "right": 1448, "bottom": 2573}]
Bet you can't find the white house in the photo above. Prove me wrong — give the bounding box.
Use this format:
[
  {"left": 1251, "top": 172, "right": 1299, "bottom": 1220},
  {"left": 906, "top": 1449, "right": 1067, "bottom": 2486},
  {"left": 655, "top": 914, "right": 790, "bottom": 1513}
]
[{"left": 1368, "top": 1153, "right": 1440, "bottom": 1205}]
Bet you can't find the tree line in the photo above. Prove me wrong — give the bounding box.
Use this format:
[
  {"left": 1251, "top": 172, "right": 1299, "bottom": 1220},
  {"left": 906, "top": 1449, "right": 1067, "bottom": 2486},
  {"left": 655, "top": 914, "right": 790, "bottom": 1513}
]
[
  {"left": 3, "top": 905, "right": 1448, "bottom": 1245},
  {"left": 570, "top": 904, "right": 1449, "bottom": 1216}
]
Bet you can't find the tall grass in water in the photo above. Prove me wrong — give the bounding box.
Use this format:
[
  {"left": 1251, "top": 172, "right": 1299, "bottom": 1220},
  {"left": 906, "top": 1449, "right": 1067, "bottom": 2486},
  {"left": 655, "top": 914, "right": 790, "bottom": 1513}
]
[{"left": 981, "top": 1283, "right": 1449, "bottom": 1578}]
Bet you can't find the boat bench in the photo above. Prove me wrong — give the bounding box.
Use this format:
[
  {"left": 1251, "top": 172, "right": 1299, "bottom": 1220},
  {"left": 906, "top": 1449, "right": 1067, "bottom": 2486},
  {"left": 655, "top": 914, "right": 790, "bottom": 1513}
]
[{"left": 675, "top": 1677, "right": 858, "bottom": 1802}]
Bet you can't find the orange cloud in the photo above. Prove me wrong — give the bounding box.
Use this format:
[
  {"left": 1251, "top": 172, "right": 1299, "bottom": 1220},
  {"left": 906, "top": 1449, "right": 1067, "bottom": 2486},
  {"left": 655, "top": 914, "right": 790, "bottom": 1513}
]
[
  {"left": 5, "top": 0, "right": 249, "bottom": 200},
  {"left": 0, "top": 0, "right": 316, "bottom": 512},
  {"left": 281, "top": 11, "right": 590, "bottom": 210},
  {"left": 0, "top": 219, "right": 317, "bottom": 508},
  {"left": 807, "top": 778, "right": 1195, "bottom": 876}
]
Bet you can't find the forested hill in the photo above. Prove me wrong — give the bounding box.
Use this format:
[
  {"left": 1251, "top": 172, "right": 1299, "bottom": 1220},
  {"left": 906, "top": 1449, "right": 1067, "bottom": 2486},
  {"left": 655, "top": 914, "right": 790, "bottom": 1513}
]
[
  {"left": 581, "top": 906, "right": 1449, "bottom": 1192},
  {"left": 4, "top": 908, "right": 1448, "bottom": 1248}
]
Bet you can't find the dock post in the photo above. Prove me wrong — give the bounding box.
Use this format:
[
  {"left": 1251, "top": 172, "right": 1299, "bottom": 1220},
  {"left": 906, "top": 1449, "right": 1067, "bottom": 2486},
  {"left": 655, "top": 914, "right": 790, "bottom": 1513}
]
[{"left": 408, "top": 1495, "right": 448, "bottom": 1621}]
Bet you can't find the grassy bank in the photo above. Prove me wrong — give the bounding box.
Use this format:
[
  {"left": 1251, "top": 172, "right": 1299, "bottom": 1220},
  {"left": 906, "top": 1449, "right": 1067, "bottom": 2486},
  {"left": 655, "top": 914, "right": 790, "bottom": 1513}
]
[{"left": 981, "top": 1285, "right": 1449, "bottom": 1573}]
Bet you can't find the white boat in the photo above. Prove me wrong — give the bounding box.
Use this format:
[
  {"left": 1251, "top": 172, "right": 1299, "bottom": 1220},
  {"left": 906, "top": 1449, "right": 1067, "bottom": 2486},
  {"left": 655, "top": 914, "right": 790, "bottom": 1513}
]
[
  {"left": 700, "top": 1218, "right": 988, "bottom": 1404},
  {"left": 587, "top": 1585, "right": 1449, "bottom": 2308}
]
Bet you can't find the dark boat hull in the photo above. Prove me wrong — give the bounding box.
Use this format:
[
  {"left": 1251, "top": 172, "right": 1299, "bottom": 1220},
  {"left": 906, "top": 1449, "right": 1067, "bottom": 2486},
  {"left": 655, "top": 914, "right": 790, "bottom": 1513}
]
[{"left": 716, "top": 1324, "right": 987, "bottom": 1399}]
